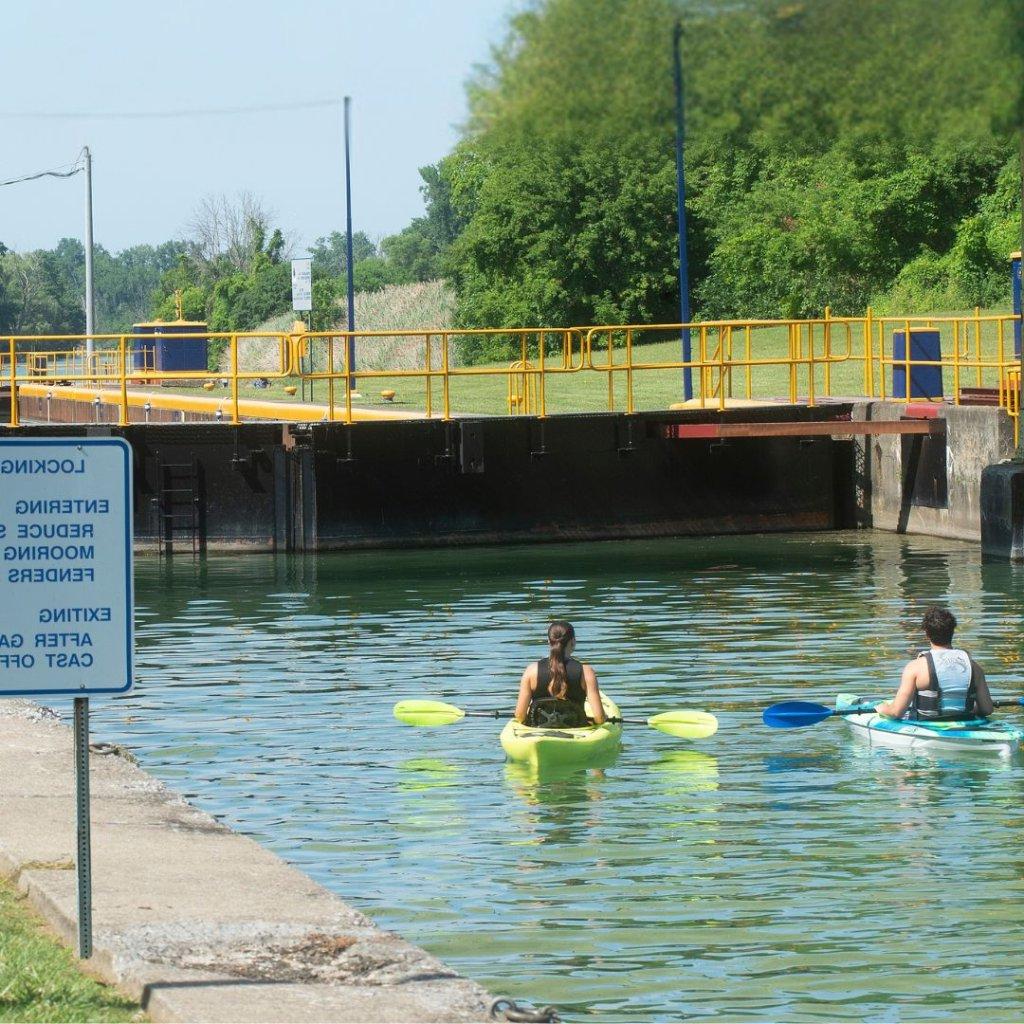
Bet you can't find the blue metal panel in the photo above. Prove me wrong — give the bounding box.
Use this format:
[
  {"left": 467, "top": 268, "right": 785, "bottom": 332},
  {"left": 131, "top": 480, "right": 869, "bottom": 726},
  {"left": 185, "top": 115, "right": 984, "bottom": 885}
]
[
  {"left": 132, "top": 322, "right": 208, "bottom": 373},
  {"left": 892, "top": 329, "right": 942, "bottom": 400}
]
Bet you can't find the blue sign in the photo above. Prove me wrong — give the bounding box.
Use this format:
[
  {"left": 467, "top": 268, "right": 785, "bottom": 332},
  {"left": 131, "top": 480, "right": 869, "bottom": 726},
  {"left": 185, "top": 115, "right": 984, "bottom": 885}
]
[{"left": 0, "top": 438, "right": 133, "bottom": 696}]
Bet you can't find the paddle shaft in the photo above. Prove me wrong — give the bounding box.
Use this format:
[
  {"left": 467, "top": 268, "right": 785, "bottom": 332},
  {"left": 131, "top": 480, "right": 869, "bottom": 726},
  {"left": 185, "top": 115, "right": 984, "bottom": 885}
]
[
  {"left": 839, "top": 698, "right": 1024, "bottom": 715},
  {"left": 462, "top": 713, "right": 696, "bottom": 727},
  {"left": 841, "top": 699, "right": 1023, "bottom": 717}
]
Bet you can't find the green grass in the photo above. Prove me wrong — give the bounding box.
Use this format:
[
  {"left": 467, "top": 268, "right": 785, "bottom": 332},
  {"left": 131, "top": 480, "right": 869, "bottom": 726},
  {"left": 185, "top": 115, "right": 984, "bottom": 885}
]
[
  {"left": 0, "top": 879, "right": 141, "bottom": 1023},
  {"left": 376, "top": 307, "right": 1018, "bottom": 416},
  {"left": 124, "top": 305, "right": 1020, "bottom": 418}
]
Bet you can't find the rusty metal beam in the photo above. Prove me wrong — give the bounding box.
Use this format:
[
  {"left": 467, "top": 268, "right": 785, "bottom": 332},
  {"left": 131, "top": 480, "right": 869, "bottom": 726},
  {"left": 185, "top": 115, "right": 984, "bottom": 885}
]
[{"left": 662, "top": 419, "right": 943, "bottom": 440}]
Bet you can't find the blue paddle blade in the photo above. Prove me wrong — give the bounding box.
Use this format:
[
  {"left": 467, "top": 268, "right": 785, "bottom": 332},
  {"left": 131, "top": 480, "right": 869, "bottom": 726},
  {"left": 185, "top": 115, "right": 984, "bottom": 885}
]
[{"left": 762, "top": 701, "right": 834, "bottom": 729}]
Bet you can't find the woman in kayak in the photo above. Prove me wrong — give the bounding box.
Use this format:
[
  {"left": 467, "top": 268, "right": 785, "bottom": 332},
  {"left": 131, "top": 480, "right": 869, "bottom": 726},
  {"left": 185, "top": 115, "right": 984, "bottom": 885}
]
[
  {"left": 514, "top": 621, "right": 606, "bottom": 728},
  {"left": 876, "top": 606, "right": 994, "bottom": 720}
]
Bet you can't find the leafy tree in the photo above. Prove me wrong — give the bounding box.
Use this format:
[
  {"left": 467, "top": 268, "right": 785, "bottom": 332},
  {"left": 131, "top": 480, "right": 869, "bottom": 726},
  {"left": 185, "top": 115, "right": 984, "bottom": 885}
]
[
  {"left": 435, "top": 0, "right": 1021, "bottom": 358},
  {"left": 380, "top": 162, "right": 467, "bottom": 282},
  {"left": 0, "top": 248, "right": 85, "bottom": 335},
  {"left": 310, "top": 231, "right": 377, "bottom": 276}
]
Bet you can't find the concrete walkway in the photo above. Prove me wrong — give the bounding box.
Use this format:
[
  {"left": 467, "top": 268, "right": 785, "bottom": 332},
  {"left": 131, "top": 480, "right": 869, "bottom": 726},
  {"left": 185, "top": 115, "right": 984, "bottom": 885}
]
[{"left": 0, "top": 701, "right": 491, "bottom": 1022}]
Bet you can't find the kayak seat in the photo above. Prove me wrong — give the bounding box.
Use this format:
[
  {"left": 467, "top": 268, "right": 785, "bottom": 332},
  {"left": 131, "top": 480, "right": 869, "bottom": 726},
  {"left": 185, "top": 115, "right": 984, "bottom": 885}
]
[{"left": 526, "top": 698, "right": 589, "bottom": 728}]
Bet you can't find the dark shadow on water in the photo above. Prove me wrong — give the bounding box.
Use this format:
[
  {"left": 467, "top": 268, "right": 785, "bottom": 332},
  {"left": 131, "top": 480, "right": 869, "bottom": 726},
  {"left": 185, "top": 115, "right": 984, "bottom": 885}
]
[{"left": 135, "top": 533, "right": 879, "bottom": 618}]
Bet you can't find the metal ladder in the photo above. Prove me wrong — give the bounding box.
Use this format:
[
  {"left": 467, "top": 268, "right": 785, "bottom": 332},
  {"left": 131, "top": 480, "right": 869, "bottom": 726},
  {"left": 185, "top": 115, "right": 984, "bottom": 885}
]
[{"left": 155, "top": 455, "right": 202, "bottom": 557}]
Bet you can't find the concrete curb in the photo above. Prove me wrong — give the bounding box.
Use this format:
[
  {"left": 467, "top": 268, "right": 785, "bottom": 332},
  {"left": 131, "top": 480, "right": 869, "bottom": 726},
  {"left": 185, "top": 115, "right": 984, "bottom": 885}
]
[{"left": 0, "top": 700, "right": 492, "bottom": 1022}]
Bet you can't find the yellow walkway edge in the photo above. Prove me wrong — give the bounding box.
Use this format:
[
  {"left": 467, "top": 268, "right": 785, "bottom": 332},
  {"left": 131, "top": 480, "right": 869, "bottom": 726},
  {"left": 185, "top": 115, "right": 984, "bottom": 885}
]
[{"left": 15, "top": 383, "right": 424, "bottom": 422}]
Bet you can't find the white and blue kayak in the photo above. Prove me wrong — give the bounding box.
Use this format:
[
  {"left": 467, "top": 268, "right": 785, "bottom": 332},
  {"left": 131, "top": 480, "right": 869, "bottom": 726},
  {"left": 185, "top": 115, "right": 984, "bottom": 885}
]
[{"left": 836, "top": 693, "right": 1024, "bottom": 758}]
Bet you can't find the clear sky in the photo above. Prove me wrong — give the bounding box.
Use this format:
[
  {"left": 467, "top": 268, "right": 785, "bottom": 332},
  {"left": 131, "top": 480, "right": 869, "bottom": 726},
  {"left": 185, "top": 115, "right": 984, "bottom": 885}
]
[{"left": 0, "top": 0, "right": 512, "bottom": 254}]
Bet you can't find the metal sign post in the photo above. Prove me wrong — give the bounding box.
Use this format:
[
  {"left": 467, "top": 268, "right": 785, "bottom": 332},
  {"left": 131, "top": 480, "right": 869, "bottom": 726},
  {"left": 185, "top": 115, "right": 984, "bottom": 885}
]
[
  {"left": 73, "top": 697, "right": 92, "bottom": 958},
  {"left": 0, "top": 437, "right": 134, "bottom": 959}
]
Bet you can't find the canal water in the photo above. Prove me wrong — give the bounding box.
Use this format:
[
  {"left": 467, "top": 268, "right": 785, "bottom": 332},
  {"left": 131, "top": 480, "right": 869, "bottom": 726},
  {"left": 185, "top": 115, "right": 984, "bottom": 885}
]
[{"left": 90, "top": 533, "right": 1024, "bottom": 1022}]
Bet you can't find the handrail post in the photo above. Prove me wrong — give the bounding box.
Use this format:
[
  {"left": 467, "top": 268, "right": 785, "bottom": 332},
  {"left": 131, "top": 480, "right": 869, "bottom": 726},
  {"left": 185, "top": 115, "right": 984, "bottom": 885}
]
[
  {"left": 698, "top": 325, "right": 707, "bottom": 407},
  {"left": 625, "top": 329, "right": 634, "bottom": 414},
  {"left": 998, "top": 318, "right": 1006, "bottom": 409},
  {"left": 327, "top": 336, "right": 335, "bottom": 421},
  {"left": 788, "top": 323, "right": 797, "bottom": 404},
  {"left": 745, "top": 325, "right": 752, "bottom": 399},
  {"left": 952, "top": 319, "right": 961, "bottom": 404},
  {"left": 878, "top": 315, "right": 887, "bottom": 401},
  {"left": 902, "top": 319, "right": 911, "bottom": 405},
  {"left": 344, "top": 333, "right": 353, "bottom": 424},
  {"left": 538, "top": 331, "right": 547, "bottom": 418},
  {"left": 425, "top": 334, "right": 432, "bottom": 419},
  {"left": 807, "top": 322, "right": 816, "bottom": 407},
  {"left": 442, "top": 333, "right": 451, "bottom": 420},
  {"left": 974, "top": 305, "right": 982, "bottom": 388},
  {"left": 326, "top": 336, "right": 335, "bottom": 421},
  {"left": 118, "top": 335, "right": 128, "bottom": 426},
  {"left": 607, "top": 332, "right": 614, "bottom": 411},
  {"left": 724, "top": 325, "right": 733, "bottom": 398},
  {"left": 717, "top": 327, "right": 725, "bottom": 411},
  {"left": 823, "top": 306, "right": 832, "bottom": 397},
  {"left": 864, "top": 306, "right": 874, "bottom": 397},
  {"left": 230, "top": 335, "right": 240, "bottom": 424},
  {"left": 8, "top": 338, "right": 18, "bottom": 428}
]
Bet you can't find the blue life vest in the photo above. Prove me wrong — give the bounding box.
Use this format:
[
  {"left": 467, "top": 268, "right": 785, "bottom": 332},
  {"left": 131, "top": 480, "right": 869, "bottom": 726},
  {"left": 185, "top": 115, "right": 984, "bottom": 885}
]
[{"left": 912, "top": 648, "right": 976, "bottom": 720}]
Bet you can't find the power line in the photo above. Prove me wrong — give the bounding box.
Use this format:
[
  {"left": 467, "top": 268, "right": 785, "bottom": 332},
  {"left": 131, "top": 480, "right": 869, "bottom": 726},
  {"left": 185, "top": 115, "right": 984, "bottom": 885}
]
[
  {"left": 0, "top": 154, "right": 83, "bottom": 188},
  {"left": 0, "top": 99, "right": 341, "bottom": 121}
]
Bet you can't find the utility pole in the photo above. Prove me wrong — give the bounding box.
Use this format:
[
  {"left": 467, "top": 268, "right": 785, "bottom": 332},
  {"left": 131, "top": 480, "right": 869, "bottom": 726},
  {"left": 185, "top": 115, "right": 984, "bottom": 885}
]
[
  {"left": 673, "top": 22, "right": 693, "bottom": 401},
  {"left": 344, "top": 97, "right": 356, "bottom": 392},
  {"left": 83, "top": 146, "right": 95, "bottom": 376}
]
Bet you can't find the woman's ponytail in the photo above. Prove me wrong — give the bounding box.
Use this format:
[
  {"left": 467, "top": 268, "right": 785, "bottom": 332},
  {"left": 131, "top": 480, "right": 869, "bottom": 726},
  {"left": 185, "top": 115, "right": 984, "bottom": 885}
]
[{"left": 547, "top": 621, "right": 575, "bottom": 701}]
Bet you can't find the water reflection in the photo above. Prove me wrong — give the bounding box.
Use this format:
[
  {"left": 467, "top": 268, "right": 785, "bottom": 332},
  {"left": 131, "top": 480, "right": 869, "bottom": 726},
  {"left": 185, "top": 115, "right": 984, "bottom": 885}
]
[
  {"left": 80, "top": 531, "right": 1024, "bottom": 1022},
  {"left": 396, "top": 757, "right": 462, "bottom": 792},
  {"left": 504, "top": 761, "right": 613, "bottom": 848}
]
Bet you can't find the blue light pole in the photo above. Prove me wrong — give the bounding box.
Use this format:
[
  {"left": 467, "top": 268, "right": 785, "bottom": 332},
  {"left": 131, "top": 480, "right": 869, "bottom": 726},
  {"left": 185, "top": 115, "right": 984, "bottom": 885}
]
[
  {"left": 344, "top": 96, "right": 356, "bottom": 391},
  {"left": 673, "top": 20, "right": 693, "bottom": 401}
]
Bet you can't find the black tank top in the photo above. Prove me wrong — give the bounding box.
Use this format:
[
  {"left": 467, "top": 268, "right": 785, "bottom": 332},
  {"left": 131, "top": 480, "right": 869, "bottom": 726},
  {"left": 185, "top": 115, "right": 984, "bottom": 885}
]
[{"left": 534, "top": 658, "right": 585, "bottom": 706}]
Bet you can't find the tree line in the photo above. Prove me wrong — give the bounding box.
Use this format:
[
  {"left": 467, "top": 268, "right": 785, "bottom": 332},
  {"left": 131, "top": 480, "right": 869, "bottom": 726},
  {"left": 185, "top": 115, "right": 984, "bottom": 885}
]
[
  {"left": 2, "top": 0, "right": 1021, "bottom": 366},
  {"left": 434, "top": 0, "right": 1022, "bottom": 360},
  {"left": 0, "top": 186, "right": 448, "bottom": 339}
]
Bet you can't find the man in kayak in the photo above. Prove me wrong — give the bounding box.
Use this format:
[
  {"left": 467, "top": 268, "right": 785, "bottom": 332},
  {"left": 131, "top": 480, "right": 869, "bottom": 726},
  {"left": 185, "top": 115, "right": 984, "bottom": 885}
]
[
  {"left": 514, "top": 620, "right": 606, "bottom": 727},
  {"left": 876, "top": 607, "right": 994, "bottom": 720}
]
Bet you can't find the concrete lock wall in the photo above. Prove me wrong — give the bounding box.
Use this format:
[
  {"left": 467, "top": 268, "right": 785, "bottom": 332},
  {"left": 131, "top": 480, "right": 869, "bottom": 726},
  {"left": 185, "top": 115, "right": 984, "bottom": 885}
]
[
  {"left": 309, "top": 411, "right": 844, "bottom": 549},
  {"left": 2, "top": 411, "right": 850, "bottom": 553},
  {"left": 851, "top": 402, "right": 1015, "bottom": 542},
  {"left": 1, "top": 402, "right": 1012, "bottom": 551}
]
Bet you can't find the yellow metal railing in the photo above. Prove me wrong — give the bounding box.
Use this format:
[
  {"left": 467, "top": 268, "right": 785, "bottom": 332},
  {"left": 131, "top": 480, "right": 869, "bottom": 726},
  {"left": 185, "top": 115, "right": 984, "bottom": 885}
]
[
  {"left": 2, "top": 332, "right": 292, "bottom": 427},
  {"left": 1005, "top": 369, "right": 1021, "bottom": 445},
  {"left": 507, "top": 360, "right": 538, "bottom": 414},
  {"left": 1, "top": 313, "right": 1021, "bottom": 435},
  {"left": 583, "top": 314, "right": 857, "bottom": 413},
  {"left": 299, "top": 328, "right": 583, "bottom": 422}
]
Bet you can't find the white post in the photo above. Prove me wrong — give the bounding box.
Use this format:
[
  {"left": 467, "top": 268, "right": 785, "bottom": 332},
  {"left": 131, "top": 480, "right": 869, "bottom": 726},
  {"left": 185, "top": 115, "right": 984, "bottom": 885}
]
[{"left": 83, "top": 147, "right": 95, "bottom": 377}]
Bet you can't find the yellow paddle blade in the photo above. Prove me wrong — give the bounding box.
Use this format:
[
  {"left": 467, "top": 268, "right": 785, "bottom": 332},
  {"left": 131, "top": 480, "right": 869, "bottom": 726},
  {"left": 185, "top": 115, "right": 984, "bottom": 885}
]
[
  {"left": 393, "top": 700, "right": 466, "bottom": 727},
  {"left": 647, "top": 710, "right": 719, "bottom": 740}
]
